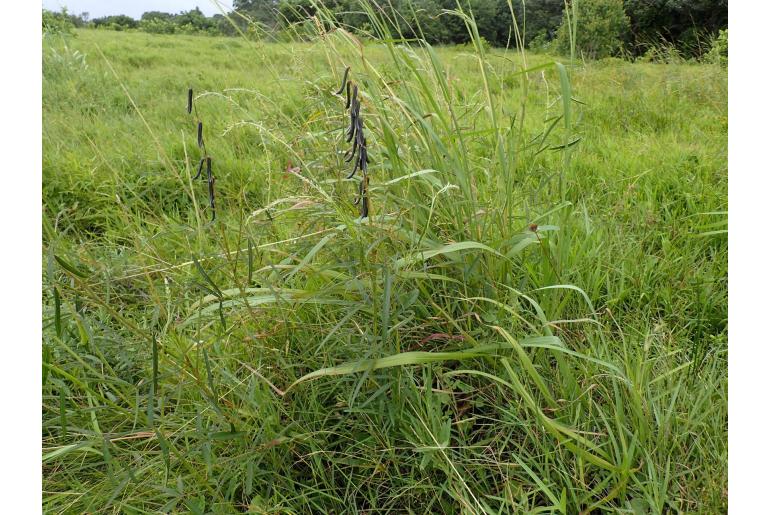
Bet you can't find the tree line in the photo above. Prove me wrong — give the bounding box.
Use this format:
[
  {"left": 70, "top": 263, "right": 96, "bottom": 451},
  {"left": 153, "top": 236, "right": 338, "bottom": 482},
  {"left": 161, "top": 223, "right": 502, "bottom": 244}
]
[
  {"left": 43, "top": 8, "right": 234, "bottom": 36},
  {"left": 44, "top": 0, "right": 727, "bottom": 58}
]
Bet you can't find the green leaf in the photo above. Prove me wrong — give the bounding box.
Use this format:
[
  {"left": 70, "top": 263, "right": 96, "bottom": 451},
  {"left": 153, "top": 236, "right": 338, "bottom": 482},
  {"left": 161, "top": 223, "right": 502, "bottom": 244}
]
[
  {"left": 287, "top": 233, "right": 335, "bottom": 280},
  {"left": 285, "top": 335, "right": 566, "bottom": 391},
  {"left": 54, "top": 255, "right": 90, "bottom": 278},
  {"left": 395, "top": 241, "right": 505, "bottom": 268},
  {"left": 394, "top": 270, "right": 462, "bottom": 285},
  {"left": 210, "top": 431, "right": 247, "bottom": 441},
  {"left": 288, "top": 343, "right": 512, "bottom": 390},
  {"left": 53, "top": 286, "right": 62, "bottom": 338},
  {"left": 192, "top": 256, "right": 223, "bottom": 298},
  {"left": 549, "top": 137, "right": 582, "bottom": 150},
  {"left": 181, "top": 288, "right": 351, "bottom": 328},
  {"left": 506, "top": 233, "right": 538, "bottom": 258},
  {"left": 555, "top": 62, "right": 572, "bottom": 137},
  {"left": 43, "top": 442, "right": 101, "bottom": 463}
]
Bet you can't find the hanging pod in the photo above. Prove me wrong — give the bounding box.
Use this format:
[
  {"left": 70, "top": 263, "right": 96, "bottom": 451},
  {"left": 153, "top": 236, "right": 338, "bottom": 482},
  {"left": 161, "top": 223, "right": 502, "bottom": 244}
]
[
  {"left": 335, "top": 66, "right": 371, "bottom": 219},
  {"left": 334, "top": 66, "right": 350, "bottom": 95},
  {"left": 206, "top": 157, "right": 215, "bottom": 221}
]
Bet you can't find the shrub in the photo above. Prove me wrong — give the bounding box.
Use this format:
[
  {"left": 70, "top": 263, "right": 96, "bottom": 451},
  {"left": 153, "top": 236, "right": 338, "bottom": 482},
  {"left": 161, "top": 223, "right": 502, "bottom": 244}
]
[
  {"left": 91, "top": 14, "right": 139, "bottom": 31},
  {"left": 706, "top": 28, "right": 728, "bottom": 66},
  {"left": 139, "top": 17, "right": 177, "bottom": 34},
  {"left": 638, "top": 43, "right": 686, "bottom": 64},
  {"left": 557, "top": 0, "right": 630, "bottom": 59},
  {"left": 43, "top": 8, "right": 75, "bottom": 37},
  {"left": 624, "top": 0, "right": 727, "bottom": 58},
  {"left": 529, "top": 30, "right": 554, "bottom": 54},
  {"left": 462, "top": 35, "right": 492, "bottom": 53}
]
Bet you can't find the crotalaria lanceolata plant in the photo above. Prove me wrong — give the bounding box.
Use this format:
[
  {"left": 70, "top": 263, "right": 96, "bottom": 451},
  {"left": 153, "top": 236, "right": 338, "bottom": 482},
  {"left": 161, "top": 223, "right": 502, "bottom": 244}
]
[{"left": 187, "top": 88, "right": 216, "bottom": 221}]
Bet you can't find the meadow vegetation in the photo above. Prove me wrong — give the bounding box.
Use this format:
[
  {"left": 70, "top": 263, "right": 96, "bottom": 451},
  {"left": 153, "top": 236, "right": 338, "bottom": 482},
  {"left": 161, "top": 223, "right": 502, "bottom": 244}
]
[
  {"left": 45, "top": 0, "right": 728, "bottom": 59},
  {"left": 42, "top": 10, "right": 726, "bottom": 513}
]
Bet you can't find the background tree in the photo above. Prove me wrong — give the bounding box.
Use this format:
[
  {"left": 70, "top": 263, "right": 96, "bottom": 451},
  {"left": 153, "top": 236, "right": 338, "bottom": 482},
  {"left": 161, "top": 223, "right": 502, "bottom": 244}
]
[
  {"left": 176, "top": 7, "right": 216, "bottom": 33},
  {"left": 504, "top": 0, "right": 564, "bottom": 46},
  {"left": 624, "top": 0, "right": 728, "bottom": 57},
  {"left": 141, "top": 11, "right": 174, "bottom": 23},
  {"left": 43, "top": 8, "right": 76, "bottom": 35},
  {"left": 139, "top": 11, "right": 177, "bottom": 34},
  {"left": 406, "top": 0, "right": 452, "bottom": 43},
  {"left": 557, "top": 0, "right": 630, "bottom": 59},
  {"left": 46, "top": 0, "right": 727, "bottom": 57},
  {"left": 91, "top": 15, "right": 139, "bottom": 31},
  {"left": 234, "top": 0, "right": 282, "bottom": 28}
]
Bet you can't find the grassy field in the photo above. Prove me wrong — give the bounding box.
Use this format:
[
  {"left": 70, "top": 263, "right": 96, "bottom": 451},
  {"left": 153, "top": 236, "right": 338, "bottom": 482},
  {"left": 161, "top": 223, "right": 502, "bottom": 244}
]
[{"left": 42, "top": 22, "right": 727, "bottom": 514}]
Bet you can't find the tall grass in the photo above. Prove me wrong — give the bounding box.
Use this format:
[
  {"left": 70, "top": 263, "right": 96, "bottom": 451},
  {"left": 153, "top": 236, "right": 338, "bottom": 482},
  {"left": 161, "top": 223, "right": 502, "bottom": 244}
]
[{"left": 42, "top": 2, "right": 727, "bottom": 512}]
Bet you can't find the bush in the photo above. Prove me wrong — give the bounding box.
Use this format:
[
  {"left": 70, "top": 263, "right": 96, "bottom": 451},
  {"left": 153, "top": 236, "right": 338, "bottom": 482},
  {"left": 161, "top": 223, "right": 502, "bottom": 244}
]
[
  {"left": 638, "top": 43, "right": 686, "bottom": 65},
  {"left": 557, "top": 0, "right": 630, "bottom": 59},
  {"left": 462, "top": 35, "right": 492, "bottom": 53},
  {"left": 139, "top": 17, "right": 177, "bottom": 34},
  {"left": 706, "top": 29, "right": 728, "bottom": 66},
  {"left": 529, "top": 30, "right": 554, "bottom": 54},
  {"left": 624, "top": 0, "right": 727, "bottom": 58},
  {"left": 507, "top": 0, "right": 564, "bottom": 47},
  {"left": 43, "top": 8, "right": 75, "bottom": 36},
  {"left": 91, "top": 14, "right": 138, "bottom": 30}
]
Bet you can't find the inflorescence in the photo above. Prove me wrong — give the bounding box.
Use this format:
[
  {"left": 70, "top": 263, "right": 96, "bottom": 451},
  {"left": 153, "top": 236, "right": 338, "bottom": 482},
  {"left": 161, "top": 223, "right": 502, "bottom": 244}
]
[{"left": 335, "top": 67, "right": 370, "bottom": 219}]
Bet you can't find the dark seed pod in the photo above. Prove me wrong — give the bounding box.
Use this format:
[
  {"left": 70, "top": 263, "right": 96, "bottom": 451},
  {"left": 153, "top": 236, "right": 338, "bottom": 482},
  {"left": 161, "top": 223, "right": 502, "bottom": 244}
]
[
  {"left": 187, "top": 88, "right": 193, "bottom": 114},
  {"left": 206, "top": 157, "right": 215, "bottom": 221},
  {"left": 349, "top": 151, "right": 362, "bottom": 178},
  {"left": 194, "top": 157, "right": 205, "bottom": 180},
  {"left": 359, "top": 177, "right": 369, "bottom": 218},
  {"left": 345, "top": 81, "right": 352, "bottom": 110},
  {"left": 346, "top": 109, "right": 357, "bottom": 143},
  {"left": 334, "top": 66, "right": 350, "bottom": 95},
  {"left": 353, "top": 177, "right": 363, "bottom": 205},
  {"left": 353, "top": 93, "right": 361, "bottom": 117},
  {"left": 359, "top": 147, "right": 368, "bottom": 172},
  {"left": 355, "top": 116, "right": 364, "bottom": 146},
  {"left": 344, "top": 146, "right": 357, "bottom": 163},
  {"left": 197, "top": 121, "right": 204, "bottom": 148}
]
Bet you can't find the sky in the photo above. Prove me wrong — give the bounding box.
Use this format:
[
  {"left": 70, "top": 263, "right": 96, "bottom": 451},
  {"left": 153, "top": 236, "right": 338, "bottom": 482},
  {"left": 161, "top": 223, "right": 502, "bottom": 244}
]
[{"left": 42, "top": 0, "right": 233, "bottom": 19}]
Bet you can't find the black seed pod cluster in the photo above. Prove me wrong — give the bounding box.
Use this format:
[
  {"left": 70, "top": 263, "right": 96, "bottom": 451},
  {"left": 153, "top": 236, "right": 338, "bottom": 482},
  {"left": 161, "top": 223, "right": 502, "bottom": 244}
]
[
  {"left": 335, "top": 67, "right": 370, "bottom": 219},
  {"left": 187, "top": 88, "right": 216, "bottom": 221}
]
